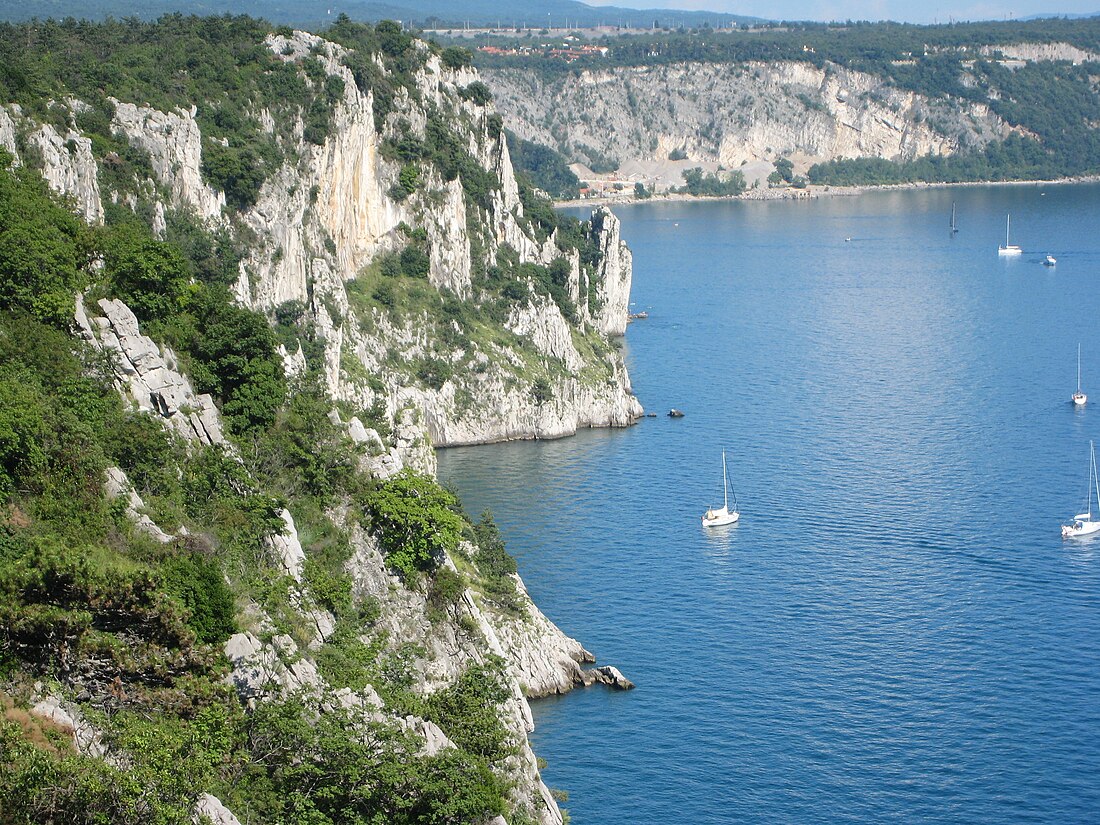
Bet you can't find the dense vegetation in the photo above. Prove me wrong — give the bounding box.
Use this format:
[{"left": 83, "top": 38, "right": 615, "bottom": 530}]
[
  {"left": 472, "top": 16, "right": 1100, "bottom": 184},
  {"left": 506, "top": 129, "right": 581, "bottom": 199},
  {"left": 0, "top": 88, "right": 532, "bottom": 822}
]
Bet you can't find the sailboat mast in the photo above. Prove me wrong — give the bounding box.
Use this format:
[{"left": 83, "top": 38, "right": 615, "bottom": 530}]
[
  {"left": 1086, "top": 440, "right": 1095, "bottom": 517},
  {"left": 1006, "top": 214, "right": 1011, "bottom": 246},
  {"left": 1079, "top": 344, "right": 1083, "bottom": 393},
  {"left": 722, "top": 451, "right": 729, "bottom": 510}
]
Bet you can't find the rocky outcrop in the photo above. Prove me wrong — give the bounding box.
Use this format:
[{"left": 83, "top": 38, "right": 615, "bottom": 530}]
[
  {"left": 111, "top": 101, "right": 225, "bottom": 221},
  {"left": 591, "top": 206, "right": 632, "bottom": 336},
  {"left": 980, "top": 42, "right": 1100, "bottom": 64},
  {"left": 483, "top": 60, "right": 1012, "bottom": 181},
  {"left": 193, "top": 794, "right": 243, "bottom": 825},
  {"left": 104, "top": 466, "right": 177, "bottom": 543},
  {"left": 0, "top": 107, "right": 103, "bottom": 223},
  {"left": 75, "top": 296, "right": 227, "bottom": 447}
]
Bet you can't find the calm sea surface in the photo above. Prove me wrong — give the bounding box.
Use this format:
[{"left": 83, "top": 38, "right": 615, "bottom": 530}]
[{"left": 437, "top": 185, "right": 1100, "bottom": 823}]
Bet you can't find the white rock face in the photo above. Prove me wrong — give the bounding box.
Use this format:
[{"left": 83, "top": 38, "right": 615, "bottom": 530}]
[
  {"left": 483, "top": 61, "right": 1012, "bottom": 175},
  {"left": 224, "top": 631, "right": 326, "bottom": 700},
  {"left": 111, "top": 101, "right": 225, "bottom": 221},
  {"left": 268, "top": 509, "right": 306, "bottom": 582},
  {"left": 104, "top": 466, "right": 176, "bottom": 543},
  {"left": 591, "top": 207, "right": 632, "bottom": 336},
  {"left": 31, "top": 695, "right": 108, "bottom": 760},
  {"left": 981, "top": 42, "right": 1100, "bottom": 64},
  {"left": 27, "top": 123, "right": 104, "bottom": 224},
  {"left": 75, "top": 296, "right": 227, "bottom": 447},
  {"left": 193, "top": 794, "right": 243, "bottom": 825}
]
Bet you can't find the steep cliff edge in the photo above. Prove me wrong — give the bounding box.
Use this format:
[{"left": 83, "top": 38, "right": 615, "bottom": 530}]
[
  {"left": 0, "top": 17, "right": 640, "bottom": 825},
  {"left": 482, "top": 60, "right": 1013, "bottom": 183}
]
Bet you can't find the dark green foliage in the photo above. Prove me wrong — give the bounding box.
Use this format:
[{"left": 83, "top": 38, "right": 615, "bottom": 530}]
[
  {"left": 162, "top": 286, "right": 287, "bottom": 435},
  {"left": 160, "top": 550, "right": 237, "bottom": 644},
  {"left": 201, "top": 142, "right": 269, "bottom": 211},
  {"left": 427, "top": 564, "right": 465, "bottom": 622},
  {"left": 0, "top": 155, "right": 94, "bottom": 326},
  {"left": 364, "top": 469, "right": 465, "bottom": 579},
  {"left": 808, "top": 134, "right": 1054, "bottom": 185},
  {"left": 400, "top": 244, "right": 431, "bottom": 279},
  {"left": 505, "top": 131, "right": 580, "bottom": 199},
  {"left": 458, "top": 81, "right": 493, "bottom": 105},
  {"left": 472, "top": 510, "right": 521, "bottom": 615},
  {"left": 417, "top": 357, "right": 453, "bottom": 390},
  {"left": 398, "top": 162, "right": 420, "bottom": 196},
  {"left": 245, "top": 377, "right": 358, "bottom": 505},
  {"left": 423, "top": 657, "right": 513, "bottom": 761},
  {"left": 772, "top": 158, "right": 794, "bottom": 184},
  {"left": 239, "top": 695, "right": 508, "bottom": 825},
  {"left": 441, "top": 45, "right": 473, "bottom": 70},
  {"left": 162, "top": 209, "right": 244, "bottom": 287},
  {"left": 678, "top": 167, "right": 746, "bottom": 196},
  {"left": 102, "top": 224, "right": 192, "bottom": 323}
]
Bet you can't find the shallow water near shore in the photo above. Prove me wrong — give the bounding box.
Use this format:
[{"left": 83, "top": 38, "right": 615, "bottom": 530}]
[{"left": 438, "top": 184, "right": 1100, "bottom": 823}]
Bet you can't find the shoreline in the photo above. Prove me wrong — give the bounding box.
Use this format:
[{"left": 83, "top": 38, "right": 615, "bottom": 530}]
[{"left": 556, "top": 174, "right": 1100, "bottom": 209}]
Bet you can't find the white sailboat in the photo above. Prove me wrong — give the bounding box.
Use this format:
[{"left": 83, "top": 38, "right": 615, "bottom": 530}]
[
  {"left": 1073, "top": 343, "right": 1087, "bottom": 406},
  {"left": 998, "top": 213, "right": 1022, "bottom": 256},
  {"left": 702, "top": 451, "right": 739, "bottom": 527},
  {"left": 1063, "top": 441, "right": 1100, "bottom": 537}
]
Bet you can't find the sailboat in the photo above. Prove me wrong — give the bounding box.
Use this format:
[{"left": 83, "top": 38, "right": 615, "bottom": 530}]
[
  {"left": 950, "top": 202, "right": 959, "bottom": 234},
  {"left": 998, "top": 213, "right": 1022, "bottom": 256},
  {"left": 1073, "top": 343, "right": 1087, "bottom": 406},
  {"left": 1062, "top": 441, "right": 1100, "bottom": 537},
  {"left": 702, "top": 451, "right": 739, "bottom": 527}
]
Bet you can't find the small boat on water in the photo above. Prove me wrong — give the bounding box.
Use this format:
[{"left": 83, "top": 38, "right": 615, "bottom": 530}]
[
  {"left": 1063, "top": 441, "right": 1100, "bottom": 538},
  {"left": 998, "top": 214, "right": 1022, "bottom": 256},
  {"left": 1073, "top": 343, "right": 1087, "bottom": 406},
  {"left": 1044, "top": 255, "right": 1057, "bottom": 267},
  {"left": 702, "top": 451, "right": 739, "bottom": 528},
  {"left": 629, "top": 310, "right": 649, "bottom": 320},
  {"left": 668, "top": 408, "right": 685, "bottom": 418}
]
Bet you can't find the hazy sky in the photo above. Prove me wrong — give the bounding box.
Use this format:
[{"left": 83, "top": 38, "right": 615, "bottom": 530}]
[{"left": 583, "top": 0, "right": 1099, "bottom": 25}]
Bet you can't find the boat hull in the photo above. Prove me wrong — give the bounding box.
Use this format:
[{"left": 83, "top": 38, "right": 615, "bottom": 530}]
[
  {"left": 702, "top": 507, "right": 739, "bottom": 527},
  {"left": 1062, "top": 519, "right": 1100, "bottom": 538},
  {"left": 1073, "top": 392, "right": 1087, "bottom": 406},
  {"left": 998, "top": 245, "right": 1022, "bottom": 256}
]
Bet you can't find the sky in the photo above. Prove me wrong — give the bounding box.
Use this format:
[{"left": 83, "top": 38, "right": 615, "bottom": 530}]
[{"left": 582, "top": 0, "right": 1099, "bottom": 25}]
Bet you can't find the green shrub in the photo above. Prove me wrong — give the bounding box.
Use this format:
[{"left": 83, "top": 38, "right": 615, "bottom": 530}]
[
  {"left": 364, "top": 470, "right": 465, "bottom": 579},
  {"left": 161, "top": 551, "right": 237, "bottom": 645}
]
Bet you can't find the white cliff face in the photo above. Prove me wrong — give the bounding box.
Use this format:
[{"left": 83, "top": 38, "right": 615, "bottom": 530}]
[
  {"left": 590, "top": 207, "right": 632, "bottom": 336},
  {"left": 482, "top": 60, "right": 1012, "bottom": 174},
  {"left": 0, "top": 107, "right": 103, "bottom": 224},
  {"left": 111, "top": 101, "right": 225, "bottom": 221},
  {"left": 75, "top": 296, "right": 227, "bottom": 447},
  {"left": 28, "top": 123, "right": 104, "bottom": 224},
  {"left": 980, "top": 42, "right": 1100, "bottom": 64}
]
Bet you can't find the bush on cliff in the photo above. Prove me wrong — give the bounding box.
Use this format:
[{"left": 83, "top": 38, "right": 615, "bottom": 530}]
[{"left": 364, "top": 469, "right": 465, "bottom": 579}]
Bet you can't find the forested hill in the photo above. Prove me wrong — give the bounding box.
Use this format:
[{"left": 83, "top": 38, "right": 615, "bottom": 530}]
[{"left": 472, "top": 16, "right": 1100, "bottom": 186}]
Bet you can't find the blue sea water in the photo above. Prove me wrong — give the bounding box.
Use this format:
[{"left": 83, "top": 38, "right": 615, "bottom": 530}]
[{"left": 437, "top": 184, "right": 1100, "bottom": 823}]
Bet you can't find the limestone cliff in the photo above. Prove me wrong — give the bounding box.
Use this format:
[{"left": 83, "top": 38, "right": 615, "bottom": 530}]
[{"left": 482, "top": 60, "right": 1013, "bottom": 182}]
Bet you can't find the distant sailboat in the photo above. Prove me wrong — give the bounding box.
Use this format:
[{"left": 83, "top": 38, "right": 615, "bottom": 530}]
[
  {"left": 1044, "top": 254, "right": 1057, "bottom": 267},
  {"left": 998, "top": 213, "right": 1022, "bottom": 256},
  {"left": 702, "top": 451, "right": 739, "bottom": 527},
  {"left": 1073, "top": 343, "right": 1087, "bottom": 406},
  {"left": 950, "top": 202, "right": 959, "bottom": 234},
  {"left": 1062, "top": 441, "right": 1100, "bottom": 538}
]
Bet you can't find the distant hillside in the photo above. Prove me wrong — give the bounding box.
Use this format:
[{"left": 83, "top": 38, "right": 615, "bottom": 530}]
[
  {"left": 1, "top": 0, "right": 761, "bottom": 28},
  {"left": 475, "top": 17, "right": 1100, "bottom": 189}
]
